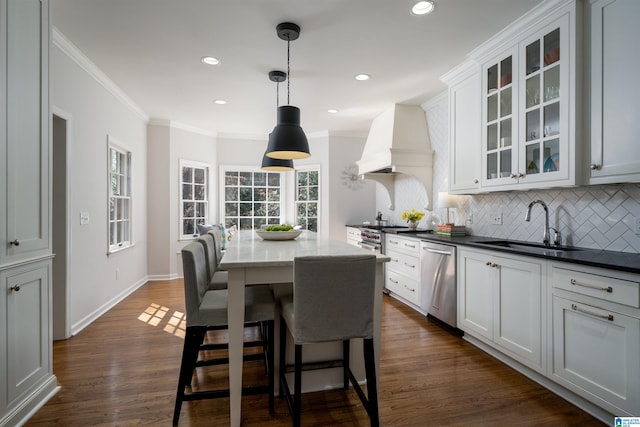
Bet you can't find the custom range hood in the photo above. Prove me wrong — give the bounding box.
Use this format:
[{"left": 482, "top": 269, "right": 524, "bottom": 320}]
[{"left": 357, "top": 104, "right": 433, "bottom": 210}]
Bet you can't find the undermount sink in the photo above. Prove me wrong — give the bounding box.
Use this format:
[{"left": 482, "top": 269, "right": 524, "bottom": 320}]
[{"left": 472, "top": 240, "right": 582, "bottom": 256}]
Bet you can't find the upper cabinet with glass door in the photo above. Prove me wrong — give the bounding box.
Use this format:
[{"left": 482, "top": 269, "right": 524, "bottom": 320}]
[
  {"left": 482, "top": 49, "right": 518, "bottom": 187},
  {"left": 474, "top": 0, "right": 583, "bottom": 191},
  {"left": 519, "top": 16, "right": 571, "bottom": 185}
]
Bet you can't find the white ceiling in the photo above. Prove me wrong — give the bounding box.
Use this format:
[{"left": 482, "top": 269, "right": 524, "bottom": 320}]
[{"left": 51, "top": 0, "right": 542, "bottom": 138}]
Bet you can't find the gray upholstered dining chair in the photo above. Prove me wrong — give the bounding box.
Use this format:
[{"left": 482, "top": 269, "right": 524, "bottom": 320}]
[
  {"left": 197, "top": 233, "right": 228, "bottom": 290},
  {"left": 173, "top": 242, "right": 276, "bottom": 426},
  {"left": 279, "top": 254, "right": 379, "bottom": 427},
  {"left": 207, "top": 226, "right": 225, "bottom": 270}
]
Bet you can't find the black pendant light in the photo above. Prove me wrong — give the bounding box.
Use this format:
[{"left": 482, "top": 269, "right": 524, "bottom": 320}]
[
  {"left": 265, "top": 22, "right": 310, "bottom": 160},
  {"left": 262, "top": 71, "right": 294, "bottom": 171}
]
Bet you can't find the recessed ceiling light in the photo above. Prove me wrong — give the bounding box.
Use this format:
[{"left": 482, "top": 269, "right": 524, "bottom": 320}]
[
  {"left": 411, "top": 1, "right": 435, "bottom": 15},
  {"left": 214, "top": 99, "right": 226, "bottom": 105},
  {"left": 355, "top": 74, "right": 371, "bottom": 81},
  {"left": 328, "top": 109, "right": 339, "bottom": 114},
  {"left": 201, "top": 56, "right": 220, "bottom": 65}
]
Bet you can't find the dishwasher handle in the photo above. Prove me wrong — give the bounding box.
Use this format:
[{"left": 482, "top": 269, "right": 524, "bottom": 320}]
[{"left": 423, "top": 247, "right": 453, "bottom": 256}]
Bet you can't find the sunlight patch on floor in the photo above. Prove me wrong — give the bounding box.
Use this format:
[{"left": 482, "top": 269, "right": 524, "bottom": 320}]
[{"left": 138, "top": 303, "right": 186, "bottom": 338}]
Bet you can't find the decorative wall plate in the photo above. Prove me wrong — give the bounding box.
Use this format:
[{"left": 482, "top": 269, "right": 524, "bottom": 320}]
[{"left": 341, "top": 164, "right": 364, "bottom": 191}]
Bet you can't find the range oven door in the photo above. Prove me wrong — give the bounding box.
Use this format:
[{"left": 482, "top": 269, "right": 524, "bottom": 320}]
[{"left": 360, "top": 241, "right": 381, "bottom": 254}]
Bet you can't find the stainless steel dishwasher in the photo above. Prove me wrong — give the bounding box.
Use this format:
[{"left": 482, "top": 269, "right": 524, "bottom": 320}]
[{"left": 420, "top": 240, "right": 457, "bottom": 328}]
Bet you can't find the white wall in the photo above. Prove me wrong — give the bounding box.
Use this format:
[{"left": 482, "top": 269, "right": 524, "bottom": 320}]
[
  {"left": 147, "top": 122, "right": 217, "bottom": 278},
  {"left": 52, "top": 40, "right": 148, "bottom": 334},
  {"left": 328, "top": 135, "right": 376, "bottom": 240}
]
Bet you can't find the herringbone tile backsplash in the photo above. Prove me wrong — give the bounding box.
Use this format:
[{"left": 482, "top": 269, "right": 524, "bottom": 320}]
[{"left": 376, "top": 94, "right": 640, "bottom": 254}]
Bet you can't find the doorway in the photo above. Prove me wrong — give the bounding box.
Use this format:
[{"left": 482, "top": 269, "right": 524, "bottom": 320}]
[{"left": 52, "top": 111, "right": 71, "bottom": 340}]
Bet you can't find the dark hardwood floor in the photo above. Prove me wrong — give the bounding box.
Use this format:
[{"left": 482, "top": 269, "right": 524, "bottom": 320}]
[{"left": 27, "top": 279, "right": 604, "bottom": 426}]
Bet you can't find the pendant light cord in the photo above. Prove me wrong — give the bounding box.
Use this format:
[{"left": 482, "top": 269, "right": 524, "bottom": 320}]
[{"left": 287, "top": 36, "right": 290, "bottom": 105}]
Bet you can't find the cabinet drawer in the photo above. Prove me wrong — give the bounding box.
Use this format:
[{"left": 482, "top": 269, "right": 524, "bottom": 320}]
[
  {"left": 385, "top": 269, "right": 420, "bottom": 306},
  {"left": 385, "top": 235, "right": 419, "bottom": 257},
  {"left": 552, "top": 266, "right": 639, "bottom": 308},
  {"left": 385, "top": 250, "right": 419, "bottom": 280}
]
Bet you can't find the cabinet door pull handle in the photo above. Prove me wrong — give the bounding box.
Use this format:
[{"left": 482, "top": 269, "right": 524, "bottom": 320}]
[
  {"left": 404, "top": 284, "right": 416, "bottom": 292},
  {"left": 10, "top": 285, "right": 21, "bottom": 292},
  {"left": 571, "top": 303, "right": 613, "bottom": 321},
  {"left": 518, "top": 172, "right": 525, "bottom": 178},
  {"left": 486, "top": 261, "right": 492, "bottom": 266},
  {"left": 9, "top": 239, "right": 20, "bottom": 246},
  {"left": 474, "top": 179, "right": 479, "bottom": 184},
  {"left": 389, "top": 278, "right": 399, "bottom": 284},
  {"left": 391, "top": 258, "right": 399, "bottom": 263},
  {"left": 404, "top": 243, "right": 416, "bottom": 248},
  {"left": 485, "top": 262, "right": 498, "bottom": 268},
  {"left": 590, "top": 164, "right": 601, "bottom": 170},
  {"left": 510, "top": 173, "right": 518, "bottom": 179},
  {"left": 404, "top": 262, "right": 415, "bottom": 268},
  {"left": 570, "top": 278, "right": 612, "bottom": 293}
]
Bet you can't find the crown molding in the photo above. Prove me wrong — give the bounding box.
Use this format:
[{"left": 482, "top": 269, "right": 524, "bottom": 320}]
[{"left": 53, "top": 27, "right": 149, "bottom": 122}]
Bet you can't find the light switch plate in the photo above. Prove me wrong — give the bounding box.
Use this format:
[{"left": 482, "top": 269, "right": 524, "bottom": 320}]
[
  {"left": 80, "top": 212, "right": 90, "bottom": 225},
  {"left": 635, "top": 217, "right": 640, "bottom": 235}
]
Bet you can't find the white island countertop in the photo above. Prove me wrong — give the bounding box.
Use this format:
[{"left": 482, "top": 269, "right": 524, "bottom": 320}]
[{"left": 220, "top": 230, "right": 390, "bottom": 269}]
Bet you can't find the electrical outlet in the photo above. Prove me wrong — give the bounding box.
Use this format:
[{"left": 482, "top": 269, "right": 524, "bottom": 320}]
[
  {"left": 490, "top": 212, "right": 503, "bottom": 225},
  {"left": 466, "top": 213, "right": 473, "bottom": 225},
  {"left": 635, "top": 217, "right": 640, "bottom": 235}
]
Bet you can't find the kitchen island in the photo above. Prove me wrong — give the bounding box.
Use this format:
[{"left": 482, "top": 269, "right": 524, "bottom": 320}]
[{"left": 219, "top": 230, "right": 390, "bottom": 427}]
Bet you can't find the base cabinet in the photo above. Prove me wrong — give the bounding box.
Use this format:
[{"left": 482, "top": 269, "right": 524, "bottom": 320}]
[
  {"left": 458, "top": 248, "right": 545, "bottom": 373},
  {"left": 384, "top": 234, "right": 422, "bottom": 311},
  {"left": 550, "top": 264, "right": 640, "bottom": 416},
  {"left": 1, "top": 261, "right": 56, "bottom": 426}
]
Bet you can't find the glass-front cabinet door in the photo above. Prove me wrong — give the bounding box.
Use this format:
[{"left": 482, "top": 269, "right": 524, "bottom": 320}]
[
  {"left": 481, "top": 14, "right": 570, "bottom": 189},
  {"left": 519, "top": 16, "right": 569, "bottom": 184},
  {"left": 482, "top": 48, "right": 518, "bottom": 187}
]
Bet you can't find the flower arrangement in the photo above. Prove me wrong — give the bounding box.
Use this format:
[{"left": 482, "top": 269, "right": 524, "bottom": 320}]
[{"left": 401, "top": 208, "right": 425, "bottom": 223}]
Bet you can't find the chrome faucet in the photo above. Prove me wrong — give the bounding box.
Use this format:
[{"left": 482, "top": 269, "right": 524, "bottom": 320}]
[{"left": 524, "top": 200, "right": 551, "bottom": 246}]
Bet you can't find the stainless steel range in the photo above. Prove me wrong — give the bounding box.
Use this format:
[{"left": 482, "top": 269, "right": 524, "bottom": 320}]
[{"left": 360, "top": 226, "right": 409, "bottom": 254}]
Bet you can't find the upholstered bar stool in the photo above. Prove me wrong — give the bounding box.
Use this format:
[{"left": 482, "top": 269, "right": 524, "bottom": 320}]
[
  {"left": 197, "top": 234, "right": 228, "bottom": 290},
  {"left": 207, "top": 226, "right": 225, "bottom": 270},
  {"left": 173, "top": 242, "right": 275, "bottom": 426},
  {"left": 279, "top": 254, "right": 379, "bottom": 427}
]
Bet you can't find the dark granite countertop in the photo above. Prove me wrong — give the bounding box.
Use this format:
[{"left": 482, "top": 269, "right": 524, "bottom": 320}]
[{"left": 382, "top": 229, "right": 640, "bottom": 275}]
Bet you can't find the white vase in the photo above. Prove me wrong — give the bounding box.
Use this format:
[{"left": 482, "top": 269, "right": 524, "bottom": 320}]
[{"left": 408, "top": 220, "right": 418, "bottom": 230}]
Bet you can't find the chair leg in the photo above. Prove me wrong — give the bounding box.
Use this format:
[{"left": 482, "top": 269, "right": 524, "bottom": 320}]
[
  {"left": 267, "top": 320, "right": 275, "bottom": 414},
  {"left": 363, "top": 338, "right": 379, "bottom": 427},
  {"left": 173, "top": 326, "right": 206, "bottom": 426},
  {"left": 293, "top": 344, "right": 302, "bottom": 427},
  {"left": 279, "top": 317, "right": 287, "bottom": 398},
  {"left": 342, "top": 340, "right": 350, "bottom": 390}
]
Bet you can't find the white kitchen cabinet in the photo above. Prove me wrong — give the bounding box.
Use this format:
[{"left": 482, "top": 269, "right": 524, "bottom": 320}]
[
  {"left": 480, "top": 8, "right": 579, "bottom": 191},
  {"left": 384, "top": 234, "right": 422, "bottom": 311},
  {"left": 550, "top": 264, "right": 640, "bottom": 416},
  {"left": 0, "top": 0, "right": 56, "bottom": 425},
  {"left": 1, "top": 261, "right": 54, "bottom": 417},
  {"left": 458, "top": 248, "right": 545, "bottom": 373},
  {"left": 441, "top": 62, "right": 482, "bottom": 194},
  {"left": 345, "top": 226, "right": 362, "bottom": 248},
  {"left": 588, "top": 0, "right": 640, "bottom": 184},
  {"left": 0, "top": 0, "right": 50, "bottom": 267}
]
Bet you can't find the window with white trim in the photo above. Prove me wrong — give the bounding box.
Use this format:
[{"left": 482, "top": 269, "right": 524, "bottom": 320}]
[
  {"left": 295, "top": 168, "right": 319, "bottom": 232},
  {"left": 108, "top": 139, "right": 132, "bottom": 253},
  {"left": 222, "top": 168, "right": 284, "bottom": 230},
  {"left": 180, "top": 160, "right": 209, "bottom": 238}
]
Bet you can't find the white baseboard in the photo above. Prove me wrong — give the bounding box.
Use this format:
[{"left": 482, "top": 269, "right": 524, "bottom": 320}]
[
  {"left": 1, "top": 375, "right": 59, "bottom": 427},
  {"left": 146, "top": 273, "right": 180, "bottom": 281},
  {"left": 70, "top": 276, "right": 148, "bottom": 336}
]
